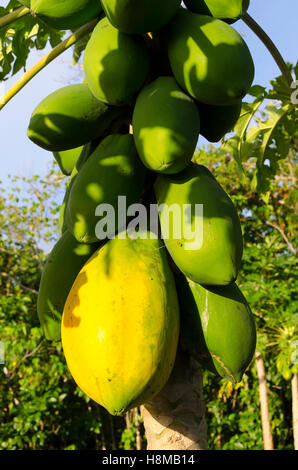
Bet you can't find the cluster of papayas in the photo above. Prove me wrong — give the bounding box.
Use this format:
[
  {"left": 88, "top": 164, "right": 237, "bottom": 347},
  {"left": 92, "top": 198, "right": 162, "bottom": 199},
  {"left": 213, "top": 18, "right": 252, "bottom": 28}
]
[{"left": 27, "top": 1, "right": 256, "bottom": 416}]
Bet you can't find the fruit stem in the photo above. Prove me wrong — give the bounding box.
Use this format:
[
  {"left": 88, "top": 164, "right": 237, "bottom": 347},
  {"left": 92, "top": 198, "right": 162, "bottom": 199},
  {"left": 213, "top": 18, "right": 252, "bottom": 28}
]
[
  {"left": 0, "top": 6, "right": 30, "bottom": 29},
  {"left": 0, "top": 17, "right": 98, "bottom": 111},
  {"left": 242, "top": 13, "right": 293, "bottom": 88}
]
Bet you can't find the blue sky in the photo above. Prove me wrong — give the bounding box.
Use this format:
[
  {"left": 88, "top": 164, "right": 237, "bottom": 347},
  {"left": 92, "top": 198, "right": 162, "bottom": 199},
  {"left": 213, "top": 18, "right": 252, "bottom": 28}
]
[{"left": 0, "top": 0, "right": 297, "bottom": 189}]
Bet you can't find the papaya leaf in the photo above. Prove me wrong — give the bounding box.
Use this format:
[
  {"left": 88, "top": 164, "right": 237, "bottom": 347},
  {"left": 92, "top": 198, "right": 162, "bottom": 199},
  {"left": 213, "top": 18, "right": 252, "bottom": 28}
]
[{"left": 0, "top": 1, "right": 64, "bottom": 81}]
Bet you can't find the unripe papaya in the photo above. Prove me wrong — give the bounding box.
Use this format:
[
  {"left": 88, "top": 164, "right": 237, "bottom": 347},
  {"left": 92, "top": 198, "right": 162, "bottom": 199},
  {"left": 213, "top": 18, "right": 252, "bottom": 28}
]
[
  {"left": 53, "top": 146, "right": 84, "bottom": 176},
  {"left": 184, "top": 0, "right": 250, "bottom": 22},
  {"left": 100, "top": 0, "right": 180, "bottom": 34},
  {"left": 175, "top": 274, "right": 256, "bottom": 383},
  {"left": 132, "top": 76, "right": 200, "bottom": 174},
  {"left": 198, "top": 100, "right": 242, "bottom": 143},
  {"left": 61, "top": 230, "right": 180, "bottom": 415},
  {"left": 83, "top": 17, "right": 151, "bottom": 106},
  {"left": 154, "top": 163, "right": 243, "bottom": 285},
  {"left": 66, "top": 134, "right": 147, "bottom": 244},
  {"left": 37, "top": 230, "right": 99, "bottom": 341},
  {"left": 162, "top": 9, "right": 254, "bottom": 106},
  {"left": 27, "top": 84, "right": 125, "bottom": 151},
  {"left": 30, "top": 1, "right": 103, "bottom": 30}
]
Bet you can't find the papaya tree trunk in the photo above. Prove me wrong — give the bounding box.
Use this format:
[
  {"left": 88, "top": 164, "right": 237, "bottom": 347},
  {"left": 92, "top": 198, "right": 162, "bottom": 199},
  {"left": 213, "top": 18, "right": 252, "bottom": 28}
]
[
  {"left": 255, "top": 350, "right": 274, "bottom": 450},
  {"left": 291, "top": 373, "right": 298, "bottom": 450},
  {"left": 141, "top": 351, "right": 208, "bottom": 450}
]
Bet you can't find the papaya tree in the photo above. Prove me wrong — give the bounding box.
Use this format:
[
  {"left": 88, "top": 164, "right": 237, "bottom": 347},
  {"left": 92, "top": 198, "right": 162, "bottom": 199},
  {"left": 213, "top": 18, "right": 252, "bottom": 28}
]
[{"left": 0, "top": 1, "right": 297, "bottom": 451}]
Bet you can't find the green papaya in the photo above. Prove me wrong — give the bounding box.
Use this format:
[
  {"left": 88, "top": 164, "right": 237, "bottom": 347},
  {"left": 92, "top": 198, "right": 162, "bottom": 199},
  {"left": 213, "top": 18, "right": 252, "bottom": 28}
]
[
  {"left": 66, "top": 134, "right": 147, "bottom": 244},
  {"left": 162, "top": 9, "right": 254, "bottom": 106},
  {"left": 175, "top": 274, "right": 256, "bottom": 383},
  {"left": 154, "top": 163, "right": 243, "bottom": 285},
  {"left": 37, "top": 230, "right": 99, "bottom": 341},
  {"left": 83, "top": 17, "right": 151, "bottom": 106},
  {"left": 132, "top": 76, "right": 200, "bottom": 174},
  {"left": 27, "top": 83, "right": 125, "bottom": 151},
  {"left": 184, "top": 0, "right": 250, "bottom": 22},
  {"left": 53, "top": 146, "right": 84, "bottom": 176},
  {"left": 30, "top": 0, "right": 103, "bottom": 30},
  {"left": 58, "top": 140, "right": 97, "bottom": 234},
  {"left": 198, "top": 100, "right": 242, "bottom": 143},
  {"left": 100, "top": 0, "right": 180, "bottom": 34}
]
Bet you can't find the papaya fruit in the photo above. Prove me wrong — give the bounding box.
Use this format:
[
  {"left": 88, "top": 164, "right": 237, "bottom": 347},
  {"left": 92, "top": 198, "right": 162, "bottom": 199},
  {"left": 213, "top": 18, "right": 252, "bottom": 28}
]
[
  {"left": 83, "top": 17, "right": 151, "bottom": 106},
  {"left": 61, "top": 230, "right": 180, "bottom": 415},
  {"left": 58, "top": 140, "right": 97, "bottom": 234},
  {"left": 65, "top": 134, "right": 147, "bottom": 244},
  {"left": 27, "top": 83, "right": 125, "bottom": 151},
  {"left": 154, "top": 163, "right": 243, "bottom": 285},
  {"left": 37, "top": 230, "right": 99, "bottom": 341},
  {"left": 198, "top": 100, "right": 242, "bottom": 143},
  {"left": 100, "top": 0, "right": 180, "bottom": 34},
  {"left": 162, "top": 9, "right": 254, "bottom": 106},
  {"left": 30, "top": 1, "right": 103, "bottom": 30},
  {"left": 175, "top": 274, "right": 256, "bottom": 383},
  {"left": 53, "top": 146, "right": 84, "bottom": 176},
  {"left": 132, "top": 76, "right": 200, "bottom": 174},
  {"left": 184, "top": 0, "right": 250, "bottom": 22}
]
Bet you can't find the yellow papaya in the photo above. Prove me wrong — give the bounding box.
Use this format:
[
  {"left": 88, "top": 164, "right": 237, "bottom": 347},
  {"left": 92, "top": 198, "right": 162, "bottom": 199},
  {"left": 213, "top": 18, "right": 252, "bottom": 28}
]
[
  {"left": 83, "top": 17, "right": 151, "bottom": 106},
  {"left": 184, "top": 0, "right": 250, "bottom": 22},
  {"left": 154, "top": 163, "right": 243, "bottom": 285},
  {"left": 30, "top": 0, "right": 103, "bottom": 30},
  {"left": 37, "top": 230, "right": 99, "bottom": 341},
  {"left": 198, "top": 100, "right": 242, "bottom": 142},
  {"left": 61, "top": 230, "right": 180, "bottom": 415},
  {"left": 132, "top": 76, "right": 200, "bottom": 174},
  {"left": 162, "top": 9, "right": 254, "bottom": 105},
  {"left": 100, "top": 0, "right": 180, "bottom": 34},
  {"left": 176, "top": 274, "right": 256, "bottom": 383},
  {"left": 65, "top": 134, "right": 147, "bottom": 244},
  {"left": 27, "top": 83, "right": 125, "bottom": 151}
]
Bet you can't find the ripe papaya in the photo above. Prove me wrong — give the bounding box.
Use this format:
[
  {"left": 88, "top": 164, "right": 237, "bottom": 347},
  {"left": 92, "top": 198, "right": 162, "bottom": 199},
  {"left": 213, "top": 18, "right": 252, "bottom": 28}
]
[
  {"left": 65, "top": 134, "right": 147, "bottom": 244},
  {"left": 27, "top": 83, "right": 125, "bottom": 151},
  {"left": 198, "top": 100, "right": 242, "bottom": 143},
  {"left": 154, "top": 163, "right": 243, "bottom": 285},
  {"left": 132, "top": 76, "right": 200, "bottom": 174},
  {"left": 61, "top": 230, "right": 180, "bottom": 415},
  {"left": 175, "top": 274, "right": 256, "bottom": 383},
  {"left": 100, "top": 0, "right": 180, "bottom": 34},
  {"left": 30, "top": 1, "right": 103, "bottom": 30},
  {"left": 83, "top": 17, "right": 151, "bottom": 106},
  {"left": 53, "top": 146, "right": 84, "bottom": 176},
  {"left": 37, "top": 230, "right": 99, "bottom": 341},
  {"left": 162, "top": 9, "right": 254, "bottom": 106},
  {"left": 184, "top": 0, "right": 250, "bottom": 22}
]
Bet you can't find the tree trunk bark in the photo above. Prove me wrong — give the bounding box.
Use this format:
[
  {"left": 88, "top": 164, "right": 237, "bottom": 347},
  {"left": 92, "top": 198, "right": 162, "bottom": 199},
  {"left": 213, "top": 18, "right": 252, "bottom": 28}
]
[
  {"left": 291, "top": 373, "right": 298, "bottom": 450},
  {"left": 141, "top": 351, "right": 208, "bottom": 450},
  {"left": 255, "top": 350, "right": 274, "bottom": 450}
]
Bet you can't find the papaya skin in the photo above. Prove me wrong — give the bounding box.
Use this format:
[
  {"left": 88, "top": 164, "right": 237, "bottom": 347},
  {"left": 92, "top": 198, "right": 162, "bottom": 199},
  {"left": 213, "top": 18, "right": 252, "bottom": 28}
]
[
  {"left": 132, "top": 76, "right": 200, "bottom": 174},
  {"left": 154, "top": 163, "right": 243, "bottom": 286},
  {"left": 162, "top": 9, "right": 255, "bottom": 106},
  {"left": 198, "top": 100, "right": 242, "bottom": 143},
  {"left": 175, "top": 274, "right": 256, "bottom": 383},
  {"left": 27, "top": 84, "right": 125, "bottom": 152},
  {"left": 65, "top": 134, "right": 147, "bottom": 244},
  {"left": 37, "top": 230, "right": 99, "bottom": 342},
  {"left": 100, "top": 0, "right": 180, "bottom": 34},
  {"left": 184, "top": 0, "right": 250, "bottom": 22},
  {"left": 83, "top": 17, "right": 151, "bottom": 106},
  {"left": 53, "top": 146, "right": 84, "bottom": 176},
  {"left": 31, "top": 0, "right": 103, "bottom": 30},
  {"left": 61, "top": 231, "right": 180, "bottom": 415}
]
